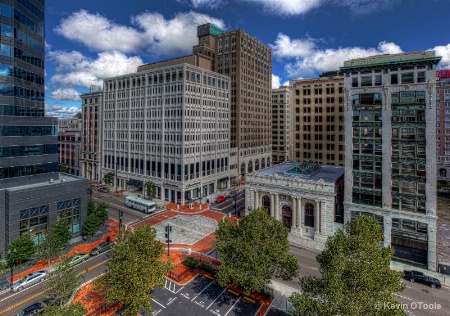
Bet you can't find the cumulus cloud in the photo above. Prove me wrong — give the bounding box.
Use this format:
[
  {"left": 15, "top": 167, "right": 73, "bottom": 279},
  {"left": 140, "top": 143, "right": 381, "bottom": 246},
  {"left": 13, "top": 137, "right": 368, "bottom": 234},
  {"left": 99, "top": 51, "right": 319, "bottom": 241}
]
[
  {"left": 48, "top": 50, "right": 143, "bottom": 88},
  {"left": 272, "top": 74, "right": 290, "bottom": 89},
  {"left": 176, "top": 0, "right": 223, "bottom": 9},
  {"left": 54, "top": 10, "right": 225, "bottom": 56},
  {"left": 274, "top": 33, "right": 404, "bottom": 77},
  {"left": 45, "top": 104, "right": 81, "bottom": 118},
  {"left": 434, "top": 44, "right": 450, "bottom": 70},
  {"left": 50, "top": 88, "right": 81, "bottom": 101}
]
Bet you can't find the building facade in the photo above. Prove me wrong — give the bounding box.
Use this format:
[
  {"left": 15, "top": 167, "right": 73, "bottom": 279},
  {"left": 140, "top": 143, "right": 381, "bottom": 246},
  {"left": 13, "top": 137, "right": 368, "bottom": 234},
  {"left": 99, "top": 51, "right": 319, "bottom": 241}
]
[
  {"left": 80, "top": 86, "right": 103, "bottom": 182},
  {"left": 58, "top": 113, "right": 82, "bottom": 176},
  {"left": 289, "top": 75, "right": 345, "bottom": 166},
  {"left": 246, "top": 162, "right": 344, "bottom": 249},
  {"left": 0, "top": 0, "right": 87, "bottom": 252},
  {"left": 194, "top": 24, "right": 273, "bottom": 180},
  {"left": 102, "top": 63, "right": 232, "bottom": 204},
  {"left": 435, "top": 72, "right": 450, "bottom": 181},
  {"left": 340, "top": 51, "right": 440, "bottom": 271},
  {"left": 271, "top": 86, "right": 290, "bottom": 164}
]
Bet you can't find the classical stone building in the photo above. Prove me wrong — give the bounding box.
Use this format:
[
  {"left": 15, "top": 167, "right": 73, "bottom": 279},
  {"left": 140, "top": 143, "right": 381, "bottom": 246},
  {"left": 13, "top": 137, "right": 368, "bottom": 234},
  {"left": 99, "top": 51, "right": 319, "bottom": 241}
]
[
  {"left": 245, "top": 162, "right": 344, "bottom": 249},
  {"left": 435, "top": 73, "right": 450, "bottom": 181},
  {"left": 340, "top": 51, "right": 441, "bottom": 271}
]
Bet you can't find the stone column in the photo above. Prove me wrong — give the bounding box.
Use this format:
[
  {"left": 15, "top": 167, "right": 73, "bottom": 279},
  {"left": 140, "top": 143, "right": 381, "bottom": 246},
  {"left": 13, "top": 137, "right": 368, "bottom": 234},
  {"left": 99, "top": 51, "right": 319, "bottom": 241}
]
[
  {"left": 297, "top": 197, "right": 302, "bottom": 229},
  {"left": 427, "top": 224, "right": 437, "bottom": 271},
  {"left": 344, "top": 208, "right": 352, "bottom": 225},
  {"left": 275, "top": 194, "right": 280, "bottom": 220},
  {"left": 292, "top": 197, "right": 297, "bottom": 229},
  {"left": 270, "top": 194, "right": 275, "bottom": 218},
  {"left": 383, "top": 214, "right": 392, "bottom": 248},
  {"left": 255, "top": 190, "right": 259, "bottom": 209},
  {"left": 314, "top": 200, "right": 319, "bottom": 233},
  {"left": 252, "top": 190, "right": 257, "bottom": 210},
  {"left": 318, "top": 201, "right": 322, "bottom": 233}
]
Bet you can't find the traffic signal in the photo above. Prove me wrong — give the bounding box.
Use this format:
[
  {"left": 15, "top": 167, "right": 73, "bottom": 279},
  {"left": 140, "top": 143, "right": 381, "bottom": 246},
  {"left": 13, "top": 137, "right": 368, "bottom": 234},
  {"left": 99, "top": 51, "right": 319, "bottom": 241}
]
[{"left": 165, "top": 225, "right": 172, "bottom": 239}]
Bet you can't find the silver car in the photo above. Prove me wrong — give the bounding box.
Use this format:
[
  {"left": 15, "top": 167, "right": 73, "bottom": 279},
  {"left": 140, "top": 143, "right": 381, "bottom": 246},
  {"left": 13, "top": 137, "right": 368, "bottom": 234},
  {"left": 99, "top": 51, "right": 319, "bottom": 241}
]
[{"left": 10, "top": 270, "right": 47, "bottom": 292}]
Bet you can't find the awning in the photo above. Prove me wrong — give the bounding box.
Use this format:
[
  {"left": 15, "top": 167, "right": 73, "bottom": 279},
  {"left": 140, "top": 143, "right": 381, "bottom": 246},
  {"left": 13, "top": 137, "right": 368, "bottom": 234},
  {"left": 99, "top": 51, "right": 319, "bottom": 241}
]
[
  {"left": 218, "top": 177, "right": 229, "bottom": 183},
  {"left": 127, "top": 179, "right": 143, "bottom": 187}
]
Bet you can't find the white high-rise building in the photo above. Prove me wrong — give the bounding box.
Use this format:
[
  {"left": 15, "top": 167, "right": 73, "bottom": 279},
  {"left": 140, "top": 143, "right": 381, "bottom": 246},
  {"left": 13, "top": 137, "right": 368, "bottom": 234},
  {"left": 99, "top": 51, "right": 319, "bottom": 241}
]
[{"left": 102, "top": 63, "right": 232, "bottom": 204}]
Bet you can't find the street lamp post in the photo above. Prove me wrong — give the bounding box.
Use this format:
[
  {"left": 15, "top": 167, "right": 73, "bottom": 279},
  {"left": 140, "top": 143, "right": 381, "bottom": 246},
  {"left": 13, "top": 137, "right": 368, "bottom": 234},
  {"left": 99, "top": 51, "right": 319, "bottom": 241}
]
[{"left": 7, "top": 248, "right": 17, "bottom": 284}]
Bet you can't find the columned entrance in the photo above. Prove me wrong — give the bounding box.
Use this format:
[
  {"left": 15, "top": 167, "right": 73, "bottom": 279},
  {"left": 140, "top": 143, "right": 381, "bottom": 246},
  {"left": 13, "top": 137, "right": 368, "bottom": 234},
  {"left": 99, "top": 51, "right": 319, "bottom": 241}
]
[
  {"left": 282, "top": 205, "right": 292, "bottom": 231},
  {"left": 304, "top": 203, "right": 315, "bottom": 227}
]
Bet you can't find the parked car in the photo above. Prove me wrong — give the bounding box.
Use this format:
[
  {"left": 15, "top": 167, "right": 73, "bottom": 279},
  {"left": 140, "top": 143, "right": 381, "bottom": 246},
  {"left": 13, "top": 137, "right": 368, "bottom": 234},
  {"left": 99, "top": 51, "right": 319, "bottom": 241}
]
[
  {"left": 10, "top": 270, "right": 48, "bottom": 292},
  {"left": 16, "top": 299, "right": 53, "bottom": 316},
  {"left": 67, "top": 252, "right": 89, "bottom": 266},
  {"left": 215, "top": 195, "right": 227, "bottom": 203},
  {"left": 98, "top": 187, "right": 109, "bottom": 193},
  {"left": 90, "top": 241, "right": 113, "bottom": 256},
  {"left": 404, "top": 270, "right": 441, "bottom": 288}
]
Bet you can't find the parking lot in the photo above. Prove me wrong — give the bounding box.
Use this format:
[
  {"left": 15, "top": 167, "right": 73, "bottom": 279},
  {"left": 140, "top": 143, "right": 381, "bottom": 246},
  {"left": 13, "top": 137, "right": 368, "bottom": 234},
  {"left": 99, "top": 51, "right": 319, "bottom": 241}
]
[{"left": 143, "top": 275, "right": 263, "bottom": 316}]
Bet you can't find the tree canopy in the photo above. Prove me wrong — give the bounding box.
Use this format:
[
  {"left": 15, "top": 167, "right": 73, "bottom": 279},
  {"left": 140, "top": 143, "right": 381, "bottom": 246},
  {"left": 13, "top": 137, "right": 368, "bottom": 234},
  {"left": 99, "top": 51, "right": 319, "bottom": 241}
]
[
  {"left": 42, "top": 302, "right": 86, "bottom": 316},
  {"left": 6, "top": 235, "right": 35, "bottom": 267},
  {"left": 46, "top": 257, "right": 81, "bottom": 306},
  {"left": 290, "top": 215, "right": 406, "bottom": 316},
  {"left": 37, "top": 220, "right": 71, "bottom": 267},
  {"left": 215, "top": 208, "right": 299, "bottom": 295},
  {"left": 94, "top": 224, "right": 173, "bottom": 316},
  {"left": 103, "top": 172, "right": 114, "bottom": 186},
  {"left": 145, "top": 181, "right": 156, "bottom": 199},
  {"left": 82, "top": 201, "right": 108, "bottom": 237}
]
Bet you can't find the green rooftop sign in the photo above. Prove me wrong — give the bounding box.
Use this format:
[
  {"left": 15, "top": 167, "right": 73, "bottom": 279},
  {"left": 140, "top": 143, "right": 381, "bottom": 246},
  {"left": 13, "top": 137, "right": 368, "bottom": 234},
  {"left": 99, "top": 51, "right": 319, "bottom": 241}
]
[{"left": 209, "top": 24, "right": 225, "bottom": 36}]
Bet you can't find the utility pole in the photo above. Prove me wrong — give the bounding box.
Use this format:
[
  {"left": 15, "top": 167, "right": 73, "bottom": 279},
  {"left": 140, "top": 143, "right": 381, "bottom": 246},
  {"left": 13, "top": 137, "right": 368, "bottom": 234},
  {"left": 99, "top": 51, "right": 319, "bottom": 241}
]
[
  {"left": 115, "top": 163, "right": 118, "bottom": 193},
  {"left": 165, "top": 224, "right": 172, "bottom": 257}
]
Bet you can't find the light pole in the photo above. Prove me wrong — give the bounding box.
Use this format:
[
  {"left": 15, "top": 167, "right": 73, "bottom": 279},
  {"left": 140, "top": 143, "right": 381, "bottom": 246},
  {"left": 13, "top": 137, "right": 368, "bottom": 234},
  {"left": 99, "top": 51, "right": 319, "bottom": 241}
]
[{"left": 7, "top": 248, "right": 17, "bottom": 284}]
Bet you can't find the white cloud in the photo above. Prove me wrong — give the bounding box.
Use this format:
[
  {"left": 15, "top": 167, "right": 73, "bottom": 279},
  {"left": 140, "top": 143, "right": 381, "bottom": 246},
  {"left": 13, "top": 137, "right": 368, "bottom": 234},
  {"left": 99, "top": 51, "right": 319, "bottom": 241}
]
[
  {"left": 272, "top": 74, "right": 290, "bottom": 89},
  {"left": 434, "top": 44, "right": 450, "bottom": 70},
  {"left": 54, "top": 10, "right": 225, "bottom": 56},
  {"left": 50, "top": 88, "right": 81, "bottom": 101},
  {"left": 241, "top": 0, "right": 398, "bottom": 16},
  {"left": 275, "top": 34, "right": 404, "bottom": 77},
  {"left": 48, "top": 50, "right": 143, "bottom": 88},
  {"left": 271, "top": 33, "right": 316, "bottom": 58},
  {"left": 45, "top": 104, "right": 81, "bottom": 118},
  {"left": 176, "top": 0, "right": 223, "bottom": 9}
]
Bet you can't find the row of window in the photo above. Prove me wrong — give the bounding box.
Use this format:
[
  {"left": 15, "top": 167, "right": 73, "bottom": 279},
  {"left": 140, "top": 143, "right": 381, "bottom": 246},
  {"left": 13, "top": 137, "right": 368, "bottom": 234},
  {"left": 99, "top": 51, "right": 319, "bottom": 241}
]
[
  {"left": 0, "top": 104, "right": 44, "bottom": 117},
  {"left": 16, "top": 0, "right": 44, "bottom": 20},
  {"left": 0, "top": 162, "right": 58, "bottom": 179},
  {"left": 0, "top": 83, "right": 44, "bottom": 101},
  {"left": 1, "top": 22, "right": 44, "bottom": 52},
  {"left": 0, "top": 144, "right": 57, "bottom": 158},
  {"left": 0, "top": 4, "right": 44, "bottom": 36},
  {"left": 0, "top": 63, "right": 44, "bottom": 85},
  {"left": 0, "top": 125, "right": 57, "bottom": 136}
]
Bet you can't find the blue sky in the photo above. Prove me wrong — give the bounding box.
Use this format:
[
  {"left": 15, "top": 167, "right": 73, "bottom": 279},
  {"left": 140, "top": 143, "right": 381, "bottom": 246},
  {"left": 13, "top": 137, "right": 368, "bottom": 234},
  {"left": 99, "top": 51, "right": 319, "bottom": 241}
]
[{"left": 45, "top": 0, "right": 450, "bottom": 117}]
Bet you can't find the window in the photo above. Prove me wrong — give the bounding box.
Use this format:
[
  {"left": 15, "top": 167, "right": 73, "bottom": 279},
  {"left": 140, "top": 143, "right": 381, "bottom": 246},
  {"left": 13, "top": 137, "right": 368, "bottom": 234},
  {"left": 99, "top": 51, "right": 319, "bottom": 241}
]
[
  {"left": 57, "top": 198, "right": 81, "bottom": 233},
  {"left": 401, "top": 72, "right": 414, "bottom": 84},
  {"left": 391, "top": 74, "right": 398, "bottom": 85}
]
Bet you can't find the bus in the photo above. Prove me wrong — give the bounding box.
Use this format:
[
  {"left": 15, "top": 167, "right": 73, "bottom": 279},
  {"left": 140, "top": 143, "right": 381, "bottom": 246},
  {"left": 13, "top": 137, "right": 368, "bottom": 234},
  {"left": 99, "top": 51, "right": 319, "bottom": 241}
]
[{"left": 125, "top": 196, "right": 157, "bottom": 214}]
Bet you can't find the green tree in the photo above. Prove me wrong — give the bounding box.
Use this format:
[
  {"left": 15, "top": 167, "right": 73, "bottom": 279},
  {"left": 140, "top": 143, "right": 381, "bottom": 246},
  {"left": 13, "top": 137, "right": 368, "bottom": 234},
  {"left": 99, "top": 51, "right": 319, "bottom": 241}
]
[
  {"left": 82, "top": 202, "right": 108, "bottom": 237},
  {"left": 87, "top": 198, "right": 96, "bottom": 215},
  {"left": 94, "top": 224, "right": 173, "bottom": 316},
  {"left": 42, "top": 302, "right": 86, "bottom": 316},
  {"left": 6, "top": 235, "right": 35, "bottom": 267},
  {"left": 215, "top": 208, "right": 298, "bottom": 295},
  {"left": 37, "top": 221, "right": 70, "bottom": 268},
  {"left": 103, "top": 172, "right": 114, "bottom": 187},
  {"left": 45, "top": 257, "right": 81, "bottom": 307},
  {"left": 144, "top": 181, "right": 156, "bottom": 199},
  {"left": 59, "top": 163, "right": 71, "bottom": 173},
  {"left": 290, "top": 215, "right": 406, "bottom": 316}
]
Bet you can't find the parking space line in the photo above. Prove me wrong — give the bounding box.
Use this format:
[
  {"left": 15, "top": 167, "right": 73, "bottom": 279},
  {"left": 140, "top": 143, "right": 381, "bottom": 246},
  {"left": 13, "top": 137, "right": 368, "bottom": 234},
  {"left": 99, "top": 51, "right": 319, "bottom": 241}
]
[
  {"left": 151, "top": 298, "right": 166, "bottom": 309},
  {"left": 175, "top": 286, "right": 184, "bottom": 294},
  {"left": 191, "top": 280, "right": 214, "bottom": 301},
  {"left": 206, "top": 288, "right": 227, "bottom": 310},
  {"left": 224, "top": 296, "right": 242, "bottom": 316}
]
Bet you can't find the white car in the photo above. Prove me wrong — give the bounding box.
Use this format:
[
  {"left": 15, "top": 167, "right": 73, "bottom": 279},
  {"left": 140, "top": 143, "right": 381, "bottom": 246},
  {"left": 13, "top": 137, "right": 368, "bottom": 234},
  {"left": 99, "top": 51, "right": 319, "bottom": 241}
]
[{"left": 10, "top": 270, "right": 47, "bottom": 292}]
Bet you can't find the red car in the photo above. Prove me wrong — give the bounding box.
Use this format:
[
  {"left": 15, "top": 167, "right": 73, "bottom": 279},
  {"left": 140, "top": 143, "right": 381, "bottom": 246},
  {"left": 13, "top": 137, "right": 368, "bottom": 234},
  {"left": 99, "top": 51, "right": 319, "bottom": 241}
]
[{"left": 215, "top": 195, "right": 227, "bottom": 203}]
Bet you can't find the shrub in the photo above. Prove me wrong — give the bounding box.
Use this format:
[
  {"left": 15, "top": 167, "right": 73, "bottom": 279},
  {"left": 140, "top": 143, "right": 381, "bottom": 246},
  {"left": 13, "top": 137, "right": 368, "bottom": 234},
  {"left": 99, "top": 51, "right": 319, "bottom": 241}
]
[
  {"left": 198, "top": 262, "right": 218, "bottom": 275},
  {"left": 184, "top": 257, "right": 198, "bottom": 269}
]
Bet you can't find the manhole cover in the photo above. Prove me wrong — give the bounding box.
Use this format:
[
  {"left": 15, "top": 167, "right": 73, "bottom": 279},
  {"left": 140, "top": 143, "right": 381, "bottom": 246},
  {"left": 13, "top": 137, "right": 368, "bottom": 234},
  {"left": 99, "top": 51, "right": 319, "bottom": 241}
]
[{"left": 421, "top": 289, "right": 430, "bottom": 294}]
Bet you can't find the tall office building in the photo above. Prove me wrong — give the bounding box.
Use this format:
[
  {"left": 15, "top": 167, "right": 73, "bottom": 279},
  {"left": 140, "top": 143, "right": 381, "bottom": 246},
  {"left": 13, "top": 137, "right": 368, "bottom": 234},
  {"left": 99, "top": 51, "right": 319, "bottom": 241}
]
[
  {"left": 289, "top": 75, "right": 345, "bottom": 166},
  {"left": 271, "top": 86, "right": 290, "bottom": 164},
  {"left": 435, "top": 70, "right": 450, "bottom": 181},
  {"left": 0, "top": 0, "right": 87, "bottom": 252},
  {"left": 80, "top": 86, "right": 103, "bottom": 182},
  {"left": 341, "top": 51, "right": 441, "bottom": 271},
  {"left": 102, "top": 63, "right": 232, "bottom": 204},
  {"left": 194, "top": 24, "right": 272, "bottom": 179}
]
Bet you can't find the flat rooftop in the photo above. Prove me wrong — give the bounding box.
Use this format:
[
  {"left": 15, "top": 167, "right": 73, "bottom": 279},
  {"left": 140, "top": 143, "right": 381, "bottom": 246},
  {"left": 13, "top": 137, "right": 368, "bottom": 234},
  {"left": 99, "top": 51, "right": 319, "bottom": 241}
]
[
  {"left": 6, "top": 173, "right": 86, "bottom": 191},
  {"left": 255, "top": 162, "right": 344, "bottom": 183}
]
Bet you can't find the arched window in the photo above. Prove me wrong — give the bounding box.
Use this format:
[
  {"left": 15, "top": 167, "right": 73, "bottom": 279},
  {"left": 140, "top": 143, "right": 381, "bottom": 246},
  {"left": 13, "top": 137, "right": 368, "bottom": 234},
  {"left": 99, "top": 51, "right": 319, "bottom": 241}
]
[
  {"left": 241, "top": 162, "right": 246, "bottom": 175},
  {"left": 304, "top": 203, "right": 314, "bottom": 227},
  {"left": 248, "top": 160, "right": 253, "bottom": 173},
  {"left": 255, "top": 159, "right": 260, "bottom": 171},
  {"left": 440, "top": 168, "right": 447, "bottom": 178},
  {"left": 261, "top": 159, "right": 266, "bottom": 169},
  {"left": 267, "top": 157, "right": 271, "bottom": 167},
  {"left": 262, "top": 195, "right": 270, "bottom": 215}
]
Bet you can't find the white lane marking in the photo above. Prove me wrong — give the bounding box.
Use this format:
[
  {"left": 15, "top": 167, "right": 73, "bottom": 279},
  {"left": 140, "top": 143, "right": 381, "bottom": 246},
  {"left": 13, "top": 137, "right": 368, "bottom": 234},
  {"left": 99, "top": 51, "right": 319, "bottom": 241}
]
[
  {"left": 206, "top": 288, "right": 228, "bottom": 310},
  {"left": 151, "top": 298, "right": 166, "bottom": 309},
  {"left": 224, "top": 296, "right": 242, "bottom": 316},
  {"left": 192, "top": 280, "right": 214, "bottom": 301},
  {"left": 393, "top": 293, "right": 412, "bottom": 301},
  {"left": 175, "top": 286, "right": 184, "bottom": 294}
]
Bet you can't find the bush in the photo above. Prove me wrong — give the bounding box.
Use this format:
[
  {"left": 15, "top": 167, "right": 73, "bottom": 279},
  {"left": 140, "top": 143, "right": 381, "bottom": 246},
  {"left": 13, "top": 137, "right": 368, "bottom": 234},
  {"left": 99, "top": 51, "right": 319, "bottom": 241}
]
[
  {"left": 184, "top": 257, "right": 198, "bottom": 269},
  {"left": 198, "top": 262, "right": 218, "bottom": 276}
]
